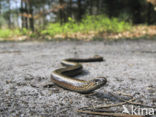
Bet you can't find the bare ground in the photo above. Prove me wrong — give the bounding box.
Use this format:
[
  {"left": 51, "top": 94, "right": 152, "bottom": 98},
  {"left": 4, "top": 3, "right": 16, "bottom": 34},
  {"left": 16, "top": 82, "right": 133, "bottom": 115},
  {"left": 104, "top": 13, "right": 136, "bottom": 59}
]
[{"left": 0, "top": 39, "right": 156, "bottom": 117}]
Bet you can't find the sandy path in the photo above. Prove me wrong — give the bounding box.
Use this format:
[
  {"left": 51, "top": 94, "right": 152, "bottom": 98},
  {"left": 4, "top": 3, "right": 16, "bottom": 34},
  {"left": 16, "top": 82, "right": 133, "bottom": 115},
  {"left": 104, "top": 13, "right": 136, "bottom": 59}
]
[{"left": 0, "top": 39, "right": 155, "bottom": 117}]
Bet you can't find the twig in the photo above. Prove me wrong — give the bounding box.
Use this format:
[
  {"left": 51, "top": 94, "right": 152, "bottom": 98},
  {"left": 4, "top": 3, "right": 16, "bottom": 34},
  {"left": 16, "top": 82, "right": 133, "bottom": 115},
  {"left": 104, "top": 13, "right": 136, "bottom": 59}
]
[
  {"left": 125, "top": 101, "right": 156, "bottom": 108},
  {"left": 109, "top": 92, "right": 156, "bottom": 108},
  {"left": 94, "top": 98, "right": 136, "bottom": 109},
  {"left": 0, "top": 50, "right": 21, "bottom": 54},
  {"left": 77, "top": 110, "right": 144, "bottom": 117}
]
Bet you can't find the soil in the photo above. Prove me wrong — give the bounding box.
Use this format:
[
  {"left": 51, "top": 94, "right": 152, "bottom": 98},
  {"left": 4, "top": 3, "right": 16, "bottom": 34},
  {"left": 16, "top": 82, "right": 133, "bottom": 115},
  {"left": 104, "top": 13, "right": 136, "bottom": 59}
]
[{"left": 0, "top": 39, "right": 156, "bottom": 117}]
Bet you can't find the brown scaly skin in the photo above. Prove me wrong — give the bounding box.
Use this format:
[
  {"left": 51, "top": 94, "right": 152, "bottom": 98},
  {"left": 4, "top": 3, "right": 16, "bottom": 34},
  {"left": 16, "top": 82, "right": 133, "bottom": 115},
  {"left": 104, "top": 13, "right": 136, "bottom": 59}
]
[{"left": 51, "top": 55, "right": 107, "bottom": 93}]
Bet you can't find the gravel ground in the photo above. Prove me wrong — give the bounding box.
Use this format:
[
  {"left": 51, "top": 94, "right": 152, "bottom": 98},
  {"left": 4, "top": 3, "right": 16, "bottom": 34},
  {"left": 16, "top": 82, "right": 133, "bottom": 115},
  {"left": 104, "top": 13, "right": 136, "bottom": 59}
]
[{"left": 0, "top": 39, "right": 156, "bottom": 117}]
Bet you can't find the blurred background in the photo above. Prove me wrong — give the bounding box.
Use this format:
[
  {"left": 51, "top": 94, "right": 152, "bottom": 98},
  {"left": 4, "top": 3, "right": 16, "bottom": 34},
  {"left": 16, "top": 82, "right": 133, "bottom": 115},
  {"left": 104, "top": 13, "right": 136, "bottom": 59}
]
[{"left": 0, "top": 0, "right": 156, "bottom": 41}]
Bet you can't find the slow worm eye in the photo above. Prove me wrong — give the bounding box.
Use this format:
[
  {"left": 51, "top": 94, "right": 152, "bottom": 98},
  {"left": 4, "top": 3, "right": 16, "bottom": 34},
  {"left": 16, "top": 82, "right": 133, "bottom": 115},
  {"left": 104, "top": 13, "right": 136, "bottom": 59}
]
[{"left": 94, "top": 79, "right": 100, "bottom": 82}]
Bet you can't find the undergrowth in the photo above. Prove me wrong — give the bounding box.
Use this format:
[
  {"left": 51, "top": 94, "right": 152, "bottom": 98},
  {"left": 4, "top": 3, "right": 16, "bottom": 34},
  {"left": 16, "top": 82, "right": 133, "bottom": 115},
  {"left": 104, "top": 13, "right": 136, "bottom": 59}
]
[
  {"left": 0, "top": 28, "right": 32, "bottom": 39},
  {"left": 0, "top": 15, "right": 132, "bottom": 40},
  {"left": 41, "top": 15, "right": 132, "bottom": 37}
]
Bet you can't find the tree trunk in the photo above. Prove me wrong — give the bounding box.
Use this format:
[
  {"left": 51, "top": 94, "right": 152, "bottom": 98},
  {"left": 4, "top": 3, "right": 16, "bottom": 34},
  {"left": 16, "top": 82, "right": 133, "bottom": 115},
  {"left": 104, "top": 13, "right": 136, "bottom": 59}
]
[
  {"left": 21, "top": 0, "right": 29, "bottom": 29},
  {"left": 59, "top": 0, "right": 64, "bottom": 25},
  {"left": 89, "top": 0, "right": 93, "bottom": 15},
  {"left": 8, "top": 0, "right": 11, "bottom": 28},
  {"left": 24, "top": 1, "right": 28, "bottom": 29},
  {"left": 0, "top": 0, "right": 1, "bottom": 15},
  {"left": 96, "top": 0, "right": 100, "bottom": 14},
  {"left": 0, "top": 0, "right": 1, "bottom": 28},
  {"left": 69, "top": 0, "right": 72, "bottom": 18},
  {"left": 28, "top": 1, "right": 34, "bottom": 31},
  {"left": 77, "top": 0, "right": 82, "bottom": 21},
  {"left": 147, "top": 3, "right": 152, "bottom": 24},
  {"left": 21, "top": 0, "right": 25, "bottom": 28}
]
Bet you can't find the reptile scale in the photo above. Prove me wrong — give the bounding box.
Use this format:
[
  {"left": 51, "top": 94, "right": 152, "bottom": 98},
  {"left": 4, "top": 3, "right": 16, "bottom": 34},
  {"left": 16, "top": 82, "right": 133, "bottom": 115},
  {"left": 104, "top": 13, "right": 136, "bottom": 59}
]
[{"left": 51, "top": 55, "right": 107, "bottom": 93}]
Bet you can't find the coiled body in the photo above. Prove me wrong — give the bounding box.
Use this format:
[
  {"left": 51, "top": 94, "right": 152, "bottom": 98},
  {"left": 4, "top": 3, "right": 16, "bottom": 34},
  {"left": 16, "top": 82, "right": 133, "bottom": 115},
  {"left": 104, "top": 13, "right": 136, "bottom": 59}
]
[{"left": 51, "top": 56, "right": 107, "bottom": 93}]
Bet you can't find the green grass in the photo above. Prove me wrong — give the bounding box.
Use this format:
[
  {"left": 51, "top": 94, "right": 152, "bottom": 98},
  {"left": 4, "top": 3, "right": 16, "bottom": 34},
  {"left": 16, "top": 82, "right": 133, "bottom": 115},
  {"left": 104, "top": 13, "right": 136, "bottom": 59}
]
[
  {"left": 0, "top": 29, "right": 14, "bottom": 38},
  {"left": 41, "top": 15, "right": 132, "bottom": 37},
  {"left": 0, "top": 28, "right": 32, "bottom": 39}
]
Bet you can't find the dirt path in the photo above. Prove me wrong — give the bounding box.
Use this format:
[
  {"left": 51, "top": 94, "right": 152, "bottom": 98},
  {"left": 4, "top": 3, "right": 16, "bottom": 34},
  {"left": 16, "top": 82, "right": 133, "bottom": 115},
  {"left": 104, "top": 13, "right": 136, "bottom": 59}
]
[{"left": 0, "top": 39, "right": 156, "bottom": 117}]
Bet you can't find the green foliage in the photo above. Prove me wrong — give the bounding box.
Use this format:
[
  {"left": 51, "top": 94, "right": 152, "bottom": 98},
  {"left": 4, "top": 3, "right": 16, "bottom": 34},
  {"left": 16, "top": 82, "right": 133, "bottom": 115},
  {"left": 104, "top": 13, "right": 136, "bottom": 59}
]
[
  {"left": 0, "top": 29, "right": 13, "bottom": 38},
  {"left": 0, "top": 28, "right": 31, "bottom": 39},
  {"left": 20, "top": 28, "right": 30, "bottom": 35},
  {"left": 41, "top": 15, "right": 132, "bottom": 37}
]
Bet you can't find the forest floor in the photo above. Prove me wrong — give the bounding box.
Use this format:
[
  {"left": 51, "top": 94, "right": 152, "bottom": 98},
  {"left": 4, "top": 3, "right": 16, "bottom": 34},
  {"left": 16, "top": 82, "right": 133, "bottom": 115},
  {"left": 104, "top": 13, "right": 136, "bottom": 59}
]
[{"left": 0, "top": 39, "right": 155, "bottom": 117}]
